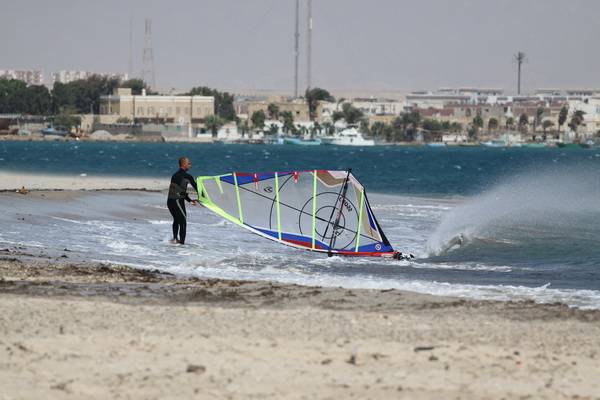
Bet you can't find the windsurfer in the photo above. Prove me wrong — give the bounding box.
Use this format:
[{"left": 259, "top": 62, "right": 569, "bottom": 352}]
[{"left": 167, "top": 157, "right": 199, "bottom": 245}]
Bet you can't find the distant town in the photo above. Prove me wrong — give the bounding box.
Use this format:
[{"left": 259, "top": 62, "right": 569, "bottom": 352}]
[{"left": 1, "top": 68, "right": 599, "bottom": 147}]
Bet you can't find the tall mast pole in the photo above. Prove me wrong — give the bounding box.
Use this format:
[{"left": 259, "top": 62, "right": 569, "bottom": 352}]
[
  {"left": 306, "top": 0, "right": 312, "bottom": 90},
  {"left": 128, "top": 17, "right": 133, "bottom": 78},
  {"left": 294, "top": 0, "right": 299, "bottom": 98}
]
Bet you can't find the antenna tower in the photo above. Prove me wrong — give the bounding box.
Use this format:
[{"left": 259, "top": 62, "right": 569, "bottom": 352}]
[
  {"left": 306, "top": 0, "right": 312, "bottom": 90},
  {"left": 294, "top": 0, "right": 300, "bottom": 98},
  {"left": 142, "top": 18, "right": 156, "bottom": 88}
]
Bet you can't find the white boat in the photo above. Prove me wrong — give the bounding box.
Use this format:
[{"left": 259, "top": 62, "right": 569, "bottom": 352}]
[
  {"left": 479, "top": 138, "right": 508, "bottom": 147},
  {"left": 283, "top": 137, "right": 322, "bottom": 146},
  {"left": 320, "top": 127, "right": 375, "bottom": 146}
]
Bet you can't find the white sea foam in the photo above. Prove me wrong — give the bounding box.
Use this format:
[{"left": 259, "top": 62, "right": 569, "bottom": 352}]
[{"left": 1, "top": 189, "right": 599, "bottom": 310}]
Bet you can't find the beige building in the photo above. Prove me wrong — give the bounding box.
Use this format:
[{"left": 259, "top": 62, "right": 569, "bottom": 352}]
[
  {"left": 98, "top": 88, "right": 214, "bottom": 125},
  {"left": 247, "top": 97, "right": 318, "bottom": 122}
]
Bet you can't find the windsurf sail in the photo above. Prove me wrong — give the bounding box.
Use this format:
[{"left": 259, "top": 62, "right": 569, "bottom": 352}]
[{"left": 196, "top": 169, "right": 409, "bottom": 258}]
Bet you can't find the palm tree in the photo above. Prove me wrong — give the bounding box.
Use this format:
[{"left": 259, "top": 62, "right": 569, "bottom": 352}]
[
  {"left": 506, "top": 117, "right": 515, "bottom": 130},
  {"left": 535, "top": 106, "right": 545, "bottom": 131},
  {"left": 250, "top": 109, "right": 266, "bottom": 131},
  {"left": 267, "top": 103, "right": 280, "bottom": 120},
  {"left": 406, "top": 110, "right": 422, "bottom": 141},
  {"left": 204, "top": 114, "right": 224, "bottom": 137},
  {"left": 304, "top": 87, "right": 334, "bottom": 121},
  {"left": 568, "top": 110, "right": 586, "bottom": 138},
  {"left": 519, "top": 113, "right": 529, "bottom": 133},
  {"left": 281, "top": 111, "right": 295, "bottom": 134},
  {"left": 472, "top": 115, "right": 484, "bottom": 131},
  {"left": 558, "top": 105, "right": 569, "bottom": 135},
  {"left": 513, "top": 51, "right": 528, "bottom": 94},
  {"left": 542, "top": 120, "right": 554, "bottom": 138}
]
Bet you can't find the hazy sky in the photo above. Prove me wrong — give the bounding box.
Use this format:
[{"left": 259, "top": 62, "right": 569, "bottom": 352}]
[{"left": 2, "top": 0, "right": 599, "bottom": 94}]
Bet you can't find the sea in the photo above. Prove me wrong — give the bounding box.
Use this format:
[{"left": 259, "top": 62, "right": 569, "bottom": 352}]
[{"left": 1, "top": 141, "right": 600, "bottom": 309}]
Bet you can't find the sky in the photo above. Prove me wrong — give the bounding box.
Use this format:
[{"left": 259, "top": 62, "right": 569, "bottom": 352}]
[{"left": 2, "top": 0, "right": 599, "bottom": 95}]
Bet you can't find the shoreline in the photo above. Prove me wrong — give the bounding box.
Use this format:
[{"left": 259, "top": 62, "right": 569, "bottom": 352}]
[
  {"left": 2, "top": 187, "right": 600, "bottom": 398},
  {"left": 2, "top": 259, "right": 600, "bottom": 399}
]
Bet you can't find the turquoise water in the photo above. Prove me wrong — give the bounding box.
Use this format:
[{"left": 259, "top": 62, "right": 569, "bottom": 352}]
[
  {"left": 1, "top": 141, "right": 599, "bottom": 308},
  {"left": 2, "top": 141, "right": 599, "bottom": 196}
]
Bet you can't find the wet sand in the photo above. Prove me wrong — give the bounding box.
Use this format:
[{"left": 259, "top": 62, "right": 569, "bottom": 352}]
[{"left": 1, "top": 258, "right": 600, "bottom": 399}]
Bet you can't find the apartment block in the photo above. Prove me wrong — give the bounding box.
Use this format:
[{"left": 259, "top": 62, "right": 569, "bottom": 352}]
[
  {"left": 52, "top": 71, "right": 129, "bottom": 84},
  {"left": 0, "top": 69, "right": 44, "bottom": 85}
]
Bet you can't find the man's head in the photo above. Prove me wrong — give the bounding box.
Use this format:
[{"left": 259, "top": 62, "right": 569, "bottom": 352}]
[{"left": 179, "top": 157, "right": 191, "bottom": 171}]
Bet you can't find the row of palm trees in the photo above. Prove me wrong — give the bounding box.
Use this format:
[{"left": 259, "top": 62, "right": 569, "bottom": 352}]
[{"left": 204, "top": 85, "right": 589, "bottom": 142}]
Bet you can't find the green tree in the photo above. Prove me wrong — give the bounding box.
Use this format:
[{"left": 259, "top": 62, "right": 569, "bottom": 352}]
[
  {"left": 121, "top": 78, "right": 153, "bottom": 95},
  {"left": 370, "top": 121, "right": 389, "bottom": 141},
  {"left": 311, "top": 121, "right": 322, "bottom": 135},
  {"left": 53, "top": 113, "right": 82, "bottom": 132},
  {"left": 304, "top": 87, "right": 334, "bottom": 121},
  {"left": 468, "top": 126, "right": 478, "bottom": 141},
  {"left": 472, "top": 115, "right": 484, "bottom": 131},
  {"left": 267, "top": 103, "right": 280, "bottom": 120},
  {"left": 488, "top": 117, "right": 499, "bottom": 132},
  {"left": 450, "top": 122, "right": 463, "bottom": 132},
  {"left": 542, "top": 120, "right": 554, "bottom": 136},
  {"left": 266, "top": 123, "right": 280, "bottom": 135},
  {"left": 237, "top": 120, "right": 250, "bottom": 138},
  {"left": 535, "top": 106, "right": 544, "bottom": 131},
  {"left": 52, "top": 82, "right": 75, "bottom": 114},
  {"left": 519, "top": 113, "right": 529, "bottom": 133},
  {"left": 513, "top": 51, "right": 528, "bottom": 94},
  {"left": 69, "top": 75, "right": 121, "bottom": 114},
  {"left": 405, "top": 110, "right": 421, "bottom": 141},
  {"left": 281, "top": 111, "right": 296, "bottom": 134},
  {"left": 422, "top": 119, "right": 443, "bottom": 142},
  {"left": 340, "top": 103, "right": 365, "bottom": 125},
  {"left": 568, "top": 110, "right": 586, "bottom": 138},
  {"left": 188, "top": 86, "right": 235, "bottom": 121},
  {"left": 506, "top": 117, "right": 515, "bottom": 130},
  {"left": 251, "top": 109, "right": 266, "bottom": 130},
  {"left": 204, "top": 114, "right": 225, "bottom": 137},
  {"left": 558, "top": 105, "right": 569, "bottom": 134},
  {"left": 389, "top": 115, "right": 408, "bottom": 142},
  {"left": 25, "top": 85, "right": 53, "bottom": 115},
  {"left": 0, "top": 79, "right": 27, "bottom": 113},
  {"left": 332, "top": 110, "right": 345, "bottom": 124}
]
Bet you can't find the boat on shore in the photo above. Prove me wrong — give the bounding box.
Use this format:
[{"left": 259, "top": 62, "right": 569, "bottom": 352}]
[
  {"left": 556, "top": 142, "right": 580, "bottom": 148},
  {"left": 320, "top": 127, "right": 375, "bottom": 146},
  {"left": 522, "top": 142, "right": 548, "bottom": 148},
  {"left": 479, "top": 138, "right": 508, "bottom": 147},
  {"left": 42, "top": 125, "right": 70, "bottom": 137},
  {"left": 0, "top": 114, "right": 19, "bottom": 134}
]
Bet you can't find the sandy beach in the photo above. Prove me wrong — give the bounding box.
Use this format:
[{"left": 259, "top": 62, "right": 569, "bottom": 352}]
[
  {"left": 1, "top": 184, "right": 599, "bottom": 399},
  {"left": 1, "top": 258, "right": 599, "bottom": 399}
]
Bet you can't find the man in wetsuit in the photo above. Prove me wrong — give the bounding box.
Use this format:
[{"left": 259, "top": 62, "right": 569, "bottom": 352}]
[{"left": 167, "top": 157, "right": 199, "bottom": 244}]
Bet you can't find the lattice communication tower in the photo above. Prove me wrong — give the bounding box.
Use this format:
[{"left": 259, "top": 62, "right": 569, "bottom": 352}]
[{"left": 142, "top": 18, "right": 156, "bottom": 88}]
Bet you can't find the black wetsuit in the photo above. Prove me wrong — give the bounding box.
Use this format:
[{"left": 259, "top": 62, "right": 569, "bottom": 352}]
[{"left": 167, "top": 168, "right": 198, "bottom": 244}]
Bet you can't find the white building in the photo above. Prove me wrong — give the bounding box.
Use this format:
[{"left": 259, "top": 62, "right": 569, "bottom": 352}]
[
  {"left": 0, "top": 69, "right": 44, "bottom": 85},
  {"left": 52, "top": 71, "right": 129, "bottom": 84}
]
